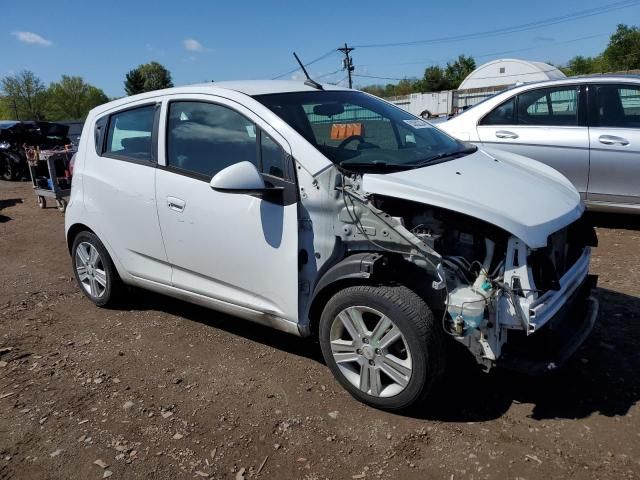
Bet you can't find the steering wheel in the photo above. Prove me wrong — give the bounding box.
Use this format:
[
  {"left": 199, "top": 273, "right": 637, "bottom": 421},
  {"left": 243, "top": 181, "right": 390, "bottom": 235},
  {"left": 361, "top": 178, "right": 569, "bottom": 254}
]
[
  {"left": 337, "top": 135, "right": 379, "bottom": 151},
  {"left": 337, "top": 135, "right": 364, "bottom": 150}
]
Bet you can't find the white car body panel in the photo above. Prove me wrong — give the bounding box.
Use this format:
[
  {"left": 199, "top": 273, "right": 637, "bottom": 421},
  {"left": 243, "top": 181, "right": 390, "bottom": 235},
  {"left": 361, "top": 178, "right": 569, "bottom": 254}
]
[
  {"left": 362, "top": 149, "right": 583, "bottom": 248},
  {"left": 79, "top": 96, "right": 171, "bottom": 285}
]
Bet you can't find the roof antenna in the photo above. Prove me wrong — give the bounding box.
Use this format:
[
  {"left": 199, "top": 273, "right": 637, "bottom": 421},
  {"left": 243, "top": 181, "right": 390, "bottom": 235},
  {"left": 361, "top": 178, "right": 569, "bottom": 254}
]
[{"left": 293, "top": 52, "right": 324, "bottom": 90}]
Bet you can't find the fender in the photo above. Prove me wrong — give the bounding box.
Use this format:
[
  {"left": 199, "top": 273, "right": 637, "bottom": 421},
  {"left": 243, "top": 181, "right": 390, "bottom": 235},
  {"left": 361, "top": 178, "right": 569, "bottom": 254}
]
[{"left": 299, "top": 252, "right": 387, "bottom": 336}]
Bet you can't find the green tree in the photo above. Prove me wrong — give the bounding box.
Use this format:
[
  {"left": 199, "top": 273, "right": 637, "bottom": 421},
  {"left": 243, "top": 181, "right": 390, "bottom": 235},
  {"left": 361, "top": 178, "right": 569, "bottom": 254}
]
[
  {"left": 46, "top": 75, "right": 109, "bottom": 120},
  {"left": 561, "top": 55, "right": 605, "bottom": 76},
  {"left": 444, "top": 55, "right": 476, "bottom": 89},
  {"left": 418, "top": 66, "right": 452, "bottom": 92},
  {"left": 603, "top": 24, "right": 640, "bottom": 71},
  {"left": 124, "top": 62, "right": 174, "bottom": 95},
  {"left": 124, "top": 68, "right": 145, "bottom": 96},
  {"left": 0, "top": 70, "right": 48, "bottom": 120}
]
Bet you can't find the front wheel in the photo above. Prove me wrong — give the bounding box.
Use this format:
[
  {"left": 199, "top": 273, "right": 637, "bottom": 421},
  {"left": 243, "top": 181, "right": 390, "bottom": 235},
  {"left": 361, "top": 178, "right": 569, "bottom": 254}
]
[{"left": 319, "top": 285, "right": 445, "bottom": 411}]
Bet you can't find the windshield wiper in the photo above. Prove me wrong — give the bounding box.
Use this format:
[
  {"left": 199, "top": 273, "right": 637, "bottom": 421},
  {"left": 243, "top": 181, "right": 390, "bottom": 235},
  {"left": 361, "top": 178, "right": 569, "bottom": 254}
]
[
  {"left": 338, "top": 160, "right": 414, "bottom": 171},
  {"left": 413, "top": 145, "right": 477, "bottom": 167}
]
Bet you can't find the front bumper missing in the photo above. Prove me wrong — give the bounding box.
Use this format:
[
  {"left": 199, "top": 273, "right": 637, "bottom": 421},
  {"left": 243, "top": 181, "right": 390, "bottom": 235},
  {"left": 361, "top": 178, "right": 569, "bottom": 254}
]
[{"left": 498, "top": 275, "right": 599, "bottom": 375}]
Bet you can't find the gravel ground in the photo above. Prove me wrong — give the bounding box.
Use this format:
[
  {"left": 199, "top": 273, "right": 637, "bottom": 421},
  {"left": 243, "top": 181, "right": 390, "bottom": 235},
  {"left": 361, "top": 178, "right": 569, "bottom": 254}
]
[{"left": 1, "top": 180, "right": 639, "bottom": 480}]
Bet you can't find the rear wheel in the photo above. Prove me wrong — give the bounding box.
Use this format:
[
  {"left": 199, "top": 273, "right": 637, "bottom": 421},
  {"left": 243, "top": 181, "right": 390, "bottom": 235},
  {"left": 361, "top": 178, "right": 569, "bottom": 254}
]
[
  {"left": 319, "top": 284, "right": 445, "bottom": 411},
  {"left": 71, "top": 231, "right": 121, "bottom": 307},
  {"left": 56, "top": 198, "right": 66, "bottom": 212},
  {"left": 1, "top": 155, "right": 17, "bottom": 181}
]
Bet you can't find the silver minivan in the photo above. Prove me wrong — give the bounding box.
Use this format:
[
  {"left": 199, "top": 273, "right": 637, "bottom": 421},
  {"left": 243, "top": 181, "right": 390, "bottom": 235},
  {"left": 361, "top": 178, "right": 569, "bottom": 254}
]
[{"left": 441, "top": 76, "right": 640, "bottom": 213}]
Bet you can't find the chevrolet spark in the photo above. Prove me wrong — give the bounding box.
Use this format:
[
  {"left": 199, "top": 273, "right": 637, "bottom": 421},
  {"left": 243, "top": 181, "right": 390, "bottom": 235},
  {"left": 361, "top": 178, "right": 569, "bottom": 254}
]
[{"left": 65, "top": 80, "right": 598, "bottom": 411}]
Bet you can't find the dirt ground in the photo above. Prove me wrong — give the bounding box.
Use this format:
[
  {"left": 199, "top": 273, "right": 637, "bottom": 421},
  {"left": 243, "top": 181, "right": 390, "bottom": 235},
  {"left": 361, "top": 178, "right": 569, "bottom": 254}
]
[{"left": 1, "top": 180, "right": 639, "bottom": 480}]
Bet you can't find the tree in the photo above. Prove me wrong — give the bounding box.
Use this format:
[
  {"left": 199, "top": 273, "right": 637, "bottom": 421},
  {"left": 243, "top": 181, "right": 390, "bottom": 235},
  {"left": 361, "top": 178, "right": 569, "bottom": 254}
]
[
  {"left": 444, "top": 55, "right": 476, "bottom": 89},
  {"left": 0, "top": 70, "right": 48, "bottom": 120},
  {"left": 603, "top": 24, "right": 640, "bottom": 71},
  {"left": 46, "top": 75, "right": 109, "bottom": 120},
  {"left": 418, "top": 66, "right": 452, "bottom": 92},
  {"left": 124, "top": 62, "right": 173, "bottom": 95},
  {"left": 561, "top": 55, "right": 605, "bottom": 76},
  {"left": 124, "top": 68, "right": 145, "bottom": 96}
]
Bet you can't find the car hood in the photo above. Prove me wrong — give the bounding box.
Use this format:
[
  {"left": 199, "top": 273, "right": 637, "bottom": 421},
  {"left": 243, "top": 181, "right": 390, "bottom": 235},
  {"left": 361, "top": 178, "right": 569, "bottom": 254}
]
[{"left": 361, "top": 148, "right": 583, "bottom": 248}]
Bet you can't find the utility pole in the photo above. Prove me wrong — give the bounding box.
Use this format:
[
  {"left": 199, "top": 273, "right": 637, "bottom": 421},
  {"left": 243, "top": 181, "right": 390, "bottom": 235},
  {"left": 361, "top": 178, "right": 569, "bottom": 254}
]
[{"left": 338, "top": 43, "right": 355, "bottom": 88}]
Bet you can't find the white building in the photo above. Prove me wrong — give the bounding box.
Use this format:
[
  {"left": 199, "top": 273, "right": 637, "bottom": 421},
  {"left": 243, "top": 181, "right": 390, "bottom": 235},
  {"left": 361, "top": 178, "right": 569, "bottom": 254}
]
[
  {"left": 459, "top": 58, "right": 566, "bottom": 90},
  {"left": 388, "top": 59, "right": 567, "bottom": 116}
]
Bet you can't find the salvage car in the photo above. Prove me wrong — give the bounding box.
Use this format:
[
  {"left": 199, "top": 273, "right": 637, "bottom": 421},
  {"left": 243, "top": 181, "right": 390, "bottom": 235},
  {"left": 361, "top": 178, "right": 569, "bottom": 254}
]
[
  {"left": 0, "top": 120, "right": 72, "bottom": 180},
  {"left": 439, "top": 75, "right": 640, "bottom": 213},
  {"left": 65, "top": 81, "right": 598, "bottom": 410}
]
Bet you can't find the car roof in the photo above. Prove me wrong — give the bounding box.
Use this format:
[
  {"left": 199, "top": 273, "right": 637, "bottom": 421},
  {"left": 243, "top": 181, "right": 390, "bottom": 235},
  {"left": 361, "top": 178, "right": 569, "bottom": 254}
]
[
  {"left": 91, "top": 80, "right": 351, "bottom": 116},
  {"left": 446, "top": 74, "right": 640, "bottom": 122}
]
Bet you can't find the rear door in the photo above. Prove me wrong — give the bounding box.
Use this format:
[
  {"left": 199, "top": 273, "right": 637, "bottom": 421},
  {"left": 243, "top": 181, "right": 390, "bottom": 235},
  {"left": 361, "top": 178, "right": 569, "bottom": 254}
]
[
  {"left": 477, "top": 85, "right": 590, "bottom": 196},
  {"left": 587, "top": 83, "right": 640, "bottom": 207},
  {"left": 82, "top": 101, "right": 171, "bottom": 284},
  {"left": 154, "top": 95, "right": 299, "bottom": 322}
]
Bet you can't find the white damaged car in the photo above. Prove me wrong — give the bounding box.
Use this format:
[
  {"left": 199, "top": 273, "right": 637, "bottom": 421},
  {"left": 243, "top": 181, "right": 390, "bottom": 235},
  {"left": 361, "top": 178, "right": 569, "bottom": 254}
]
[{"left": 65, "top": 80, "right": 598, "bottom": 411}]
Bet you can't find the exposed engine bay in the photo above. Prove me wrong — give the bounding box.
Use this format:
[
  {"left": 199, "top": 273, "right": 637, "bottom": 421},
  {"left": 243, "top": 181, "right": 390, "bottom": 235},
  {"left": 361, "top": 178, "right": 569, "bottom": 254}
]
[{"left": 333, "top": 173, "right": 597, "bottom": 371}]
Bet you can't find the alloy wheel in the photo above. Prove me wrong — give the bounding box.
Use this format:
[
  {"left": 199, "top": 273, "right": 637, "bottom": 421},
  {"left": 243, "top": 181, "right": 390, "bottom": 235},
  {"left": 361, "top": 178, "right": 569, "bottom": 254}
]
[
  {"left": 329, "top": 306, "right": 412, "bottom": 398},
  {"left": 75, "top": 242, "right": 107, "bottom": 298}
]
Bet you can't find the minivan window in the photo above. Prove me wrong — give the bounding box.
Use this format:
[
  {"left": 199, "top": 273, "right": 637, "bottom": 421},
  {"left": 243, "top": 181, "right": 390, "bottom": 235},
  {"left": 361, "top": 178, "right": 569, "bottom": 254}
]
[
  {"left": 105, "top": 105, "right": 155, "bottom": 161},
  {"left": 516, "top": 87, "right": 578, "bottom": 126},
  {"left": 592, "top": 84, "right": 640, "bottom": 128},
  {"left": 166, "top": 101, "right": 258, "bottom": 179}
]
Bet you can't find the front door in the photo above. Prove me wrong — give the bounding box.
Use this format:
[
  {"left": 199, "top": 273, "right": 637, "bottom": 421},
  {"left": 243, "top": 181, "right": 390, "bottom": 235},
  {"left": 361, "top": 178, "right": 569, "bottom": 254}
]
[
  {"left": 154, "top": 97, "right": 299, "bottom": 322},
  {"left": 477, "top": 85, "right": 590, "bottom": 196},
  {"left": 587, "top": 83, "right": 640, "bottom": 207}
]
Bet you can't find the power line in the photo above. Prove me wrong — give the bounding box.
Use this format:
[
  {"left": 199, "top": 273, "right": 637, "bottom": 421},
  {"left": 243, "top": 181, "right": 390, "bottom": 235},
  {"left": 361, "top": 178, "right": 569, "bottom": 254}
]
[
  {"left": 374, "top": 33, "right": 609, "bottom": 68},
  {"left": 316, "top": 69, "right": 343, "bottom": 79},
  {"left": 352, "top": 0, "right": 639, "bottom": 49},
  {"left": 270, "top": 50, "right": 337, "bottom": 80},
  {"left": 354, "top": 74, "right": 406, "bottom": 82}
]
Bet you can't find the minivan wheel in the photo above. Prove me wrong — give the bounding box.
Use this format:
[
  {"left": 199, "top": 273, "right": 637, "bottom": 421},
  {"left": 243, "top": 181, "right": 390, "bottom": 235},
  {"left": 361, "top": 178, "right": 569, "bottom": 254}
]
[
  {"left": 319, "top": 285, "right": 445, "bottom": 411},
  {"left": 71, "top": 231, "right": 120, "bottom": 307}
]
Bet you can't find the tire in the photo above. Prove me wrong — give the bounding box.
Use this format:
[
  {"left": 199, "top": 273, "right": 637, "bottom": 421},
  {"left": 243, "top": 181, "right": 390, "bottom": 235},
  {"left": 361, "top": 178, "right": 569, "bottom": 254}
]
[
  {"left": 56, "top": 198, "right": 67, "bottom": 212},
  {"left": 71, "top": 231, "right": 121, "bottom": 307},
  {"left": 1, "top": 155, "right": 16, "bottom": 181},
  {"left": 37, "top": 196, "right": 46, "bottom": 209},
  {"left": 319, "top": 285, "right": 445, "bottom": 411}
]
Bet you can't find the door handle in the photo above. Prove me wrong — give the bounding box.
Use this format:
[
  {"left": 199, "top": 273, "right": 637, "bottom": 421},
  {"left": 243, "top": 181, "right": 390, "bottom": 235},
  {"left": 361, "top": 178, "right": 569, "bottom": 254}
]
[
  {"left": 167, "top": 196, "right": 185, "bottom": 212},
  {"left": 495, "top": 130, "right": 519, "bottom": 139},
  {"left": 599, "top": 135, "right": 629, "bottom": 146}
]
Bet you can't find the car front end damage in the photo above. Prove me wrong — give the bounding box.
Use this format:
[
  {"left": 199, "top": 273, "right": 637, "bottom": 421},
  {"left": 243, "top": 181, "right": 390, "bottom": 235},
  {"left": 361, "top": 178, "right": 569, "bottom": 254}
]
[{"left": 333, "top": 173, "right": 598, "bottom": 374}]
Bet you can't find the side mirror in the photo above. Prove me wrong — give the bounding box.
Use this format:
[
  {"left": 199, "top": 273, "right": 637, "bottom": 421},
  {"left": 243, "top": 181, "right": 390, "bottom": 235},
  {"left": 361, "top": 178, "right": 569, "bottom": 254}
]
[
  {"left": 209, "top": 161, "right": 284, "bottom": 198},
  {"left": 210, "top": 161, "right": 265, "bottom": 192}
]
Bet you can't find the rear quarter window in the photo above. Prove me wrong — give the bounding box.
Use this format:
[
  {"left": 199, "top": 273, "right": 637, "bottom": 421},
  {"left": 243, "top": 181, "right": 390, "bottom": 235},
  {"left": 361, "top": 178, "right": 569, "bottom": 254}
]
[{"left": 104, "top": 105, "right": 156, "bottom": 161}]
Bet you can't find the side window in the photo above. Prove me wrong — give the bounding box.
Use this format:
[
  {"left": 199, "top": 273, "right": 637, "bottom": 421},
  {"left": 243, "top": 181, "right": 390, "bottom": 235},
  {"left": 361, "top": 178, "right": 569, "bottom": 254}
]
[
  {"left": 516, "top": 87, "right": 578, "bottom": 126},
  {"left": 167, "top": 101, "right": 257, "bottom": 178},
  {"left": 94, "top": 115, "right": 108, "bottom": 154},
  {"left": 105, "top": 105, "right": 155, "bottom": 161},
  {"left": 480, "top": 97, "right": 515, "bottom": 125},
  {"left": 260, "top": 132, "right": 286, "bottom": 178},
  {"left": 593, "top": 84, "right": 640, "bottom": 128}
]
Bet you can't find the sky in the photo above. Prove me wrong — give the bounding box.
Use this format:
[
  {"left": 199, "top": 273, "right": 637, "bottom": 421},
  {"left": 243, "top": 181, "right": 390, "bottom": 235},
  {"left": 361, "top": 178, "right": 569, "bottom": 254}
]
[{"left": 1, "top": 0, "right": 639, "bottom": 97}]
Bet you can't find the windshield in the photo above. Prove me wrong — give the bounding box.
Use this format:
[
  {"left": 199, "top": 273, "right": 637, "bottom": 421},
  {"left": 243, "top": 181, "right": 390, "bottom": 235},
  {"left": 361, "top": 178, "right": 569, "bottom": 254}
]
[{"left": 254, "top": 90, "right": 474, "bottom": 171}]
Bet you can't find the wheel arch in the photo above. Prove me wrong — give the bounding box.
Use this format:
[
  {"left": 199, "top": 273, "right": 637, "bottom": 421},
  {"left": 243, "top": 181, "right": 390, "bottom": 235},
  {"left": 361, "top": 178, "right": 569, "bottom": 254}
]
[
  {"left": 304, "top": 252, "right": 444, "bottom": 339},
  {"left": 66, "top": 223, "right": 95, "bottom": 253}
]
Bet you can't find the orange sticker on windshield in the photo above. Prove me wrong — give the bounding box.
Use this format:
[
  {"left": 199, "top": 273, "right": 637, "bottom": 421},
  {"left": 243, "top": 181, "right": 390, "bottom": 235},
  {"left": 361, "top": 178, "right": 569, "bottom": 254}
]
[{"left": 330, "top": 123, "right": 364, "bottom": 140}]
